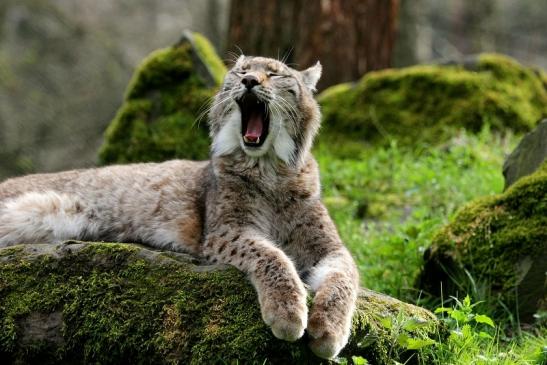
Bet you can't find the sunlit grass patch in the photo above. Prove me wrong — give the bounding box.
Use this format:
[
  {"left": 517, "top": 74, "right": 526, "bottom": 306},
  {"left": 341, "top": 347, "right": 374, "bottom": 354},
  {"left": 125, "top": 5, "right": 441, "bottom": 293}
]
[{"left": 317, "top": 127, "right": 517, "bottom": 298}]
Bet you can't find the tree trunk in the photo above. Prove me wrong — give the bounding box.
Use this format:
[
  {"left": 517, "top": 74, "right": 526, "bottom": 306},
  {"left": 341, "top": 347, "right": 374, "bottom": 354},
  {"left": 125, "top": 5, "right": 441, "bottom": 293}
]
[{"left": 227, "top": 0, "right": 400, "bottom": 90}]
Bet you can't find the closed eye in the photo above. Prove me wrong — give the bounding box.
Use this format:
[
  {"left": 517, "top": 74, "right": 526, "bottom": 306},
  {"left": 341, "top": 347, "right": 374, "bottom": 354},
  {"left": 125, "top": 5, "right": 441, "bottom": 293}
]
[
  {"left": 268, "top": 73, "right": 289, "bottom": 79},
  {"left": 232, "top": 70, "right": 246, "bottom": 76}
]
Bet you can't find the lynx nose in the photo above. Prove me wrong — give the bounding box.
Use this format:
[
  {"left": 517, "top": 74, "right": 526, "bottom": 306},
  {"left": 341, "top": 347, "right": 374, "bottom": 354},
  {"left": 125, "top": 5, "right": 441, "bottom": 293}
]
[{"left": 241, "top": 74, "right": 260, "bottom": 90}]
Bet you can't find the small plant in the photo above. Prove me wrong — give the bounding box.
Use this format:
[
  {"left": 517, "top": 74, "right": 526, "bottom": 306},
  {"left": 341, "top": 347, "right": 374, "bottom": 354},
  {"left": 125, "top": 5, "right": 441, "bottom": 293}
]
[
  {"left": 423, "top": 295, "right": 546, "bottom": 364},
  {"left": 378, "top": 311, "right": 437, "bottom": 356},
  {"left": 335, "top": 311, "right": 437, "bottom": 364},
  {"left": 434, "top": 295, "right": 497, "bottom": 357},
  {"left": 335, "top": 355, "right": 369, "bottom": 365}
]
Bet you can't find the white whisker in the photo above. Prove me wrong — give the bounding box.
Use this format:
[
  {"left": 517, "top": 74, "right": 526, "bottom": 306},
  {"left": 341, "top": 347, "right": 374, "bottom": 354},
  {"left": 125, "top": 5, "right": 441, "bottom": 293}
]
[
  {"left": 194, "top": 93, "right": 234, "bottom": 128},
  {"left": 271, "top": 97, "right": 300, "bottom": 138}
]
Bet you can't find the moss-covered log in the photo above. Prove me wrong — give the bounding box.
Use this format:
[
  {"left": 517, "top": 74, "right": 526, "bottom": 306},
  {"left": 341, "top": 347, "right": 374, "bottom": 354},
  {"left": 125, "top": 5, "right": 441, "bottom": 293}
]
[
  {"left": 98, "top": 31, "right": 226, "bottom": 164},
  {"left": 417, "top": 161, "right": 547, "bottom": 322},
  {"left": 0, "top": 242, "right": 441, "bottom": 364},
  {"left": 318, "top": 54, "right": 547, "bottom": 154}
]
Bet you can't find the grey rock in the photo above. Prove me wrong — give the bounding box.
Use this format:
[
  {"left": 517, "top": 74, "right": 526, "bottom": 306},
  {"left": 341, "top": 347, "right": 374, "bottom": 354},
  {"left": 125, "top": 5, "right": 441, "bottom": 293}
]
[
  {"left": 503, "top": 119, "right": 547, "bottom": 190},
  {"left": 20, "top": 312, "right": 64, "bottom": 347}
]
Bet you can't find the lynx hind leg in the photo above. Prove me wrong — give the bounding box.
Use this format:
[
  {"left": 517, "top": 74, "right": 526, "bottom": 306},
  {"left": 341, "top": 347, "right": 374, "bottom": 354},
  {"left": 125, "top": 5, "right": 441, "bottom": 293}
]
[
  {"left": 0, "top": 191, "right": 94, "bottom": 247},
  {"left": 306, "top": 252, "right": 359, "bottom": 359}
]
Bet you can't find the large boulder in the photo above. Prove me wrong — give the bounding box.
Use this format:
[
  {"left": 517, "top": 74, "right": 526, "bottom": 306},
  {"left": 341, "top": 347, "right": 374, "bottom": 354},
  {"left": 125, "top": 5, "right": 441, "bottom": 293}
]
[
  {"left": 318, "top": 54, "right": 547, "bottom": 152},
  {"left": 0, "top": 242, "right": 441, "bottom": 364},
  {"left": 98, "top": 31, "right": 227, "bottom": 164},
  {"left": 417, "top": 161, "right": 547, "bottom": 322},
  {"left": 503, "top": 119, "right": 547, "bottom": 189}
]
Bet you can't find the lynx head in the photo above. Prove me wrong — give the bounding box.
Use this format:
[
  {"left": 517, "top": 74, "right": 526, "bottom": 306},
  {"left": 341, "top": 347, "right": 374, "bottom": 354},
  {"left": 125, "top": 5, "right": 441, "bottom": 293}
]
[{"left": 208, "top": 56, "right": 322, "bottom": 167}]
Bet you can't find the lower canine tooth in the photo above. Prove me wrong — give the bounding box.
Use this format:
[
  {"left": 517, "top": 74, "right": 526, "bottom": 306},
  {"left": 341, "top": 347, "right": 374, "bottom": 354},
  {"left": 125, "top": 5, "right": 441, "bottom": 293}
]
[{"left": 243, "top": 136, "right": 260, "bottom": 144}]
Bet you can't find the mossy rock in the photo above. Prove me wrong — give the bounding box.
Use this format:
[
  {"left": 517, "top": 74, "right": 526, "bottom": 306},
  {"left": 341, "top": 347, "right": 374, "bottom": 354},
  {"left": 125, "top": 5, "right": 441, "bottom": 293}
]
[
  {"left": 0, "top": 242, "right": 442, "bottom": 364},
  {"left": 417, "top": 161, "right": 547, "bottom": 322},
  {"left": 318, "top": 53, "right": 547, "bottom": 155},
  {"left": 98, "top": 31, "right": 227, "bottom": 164}
]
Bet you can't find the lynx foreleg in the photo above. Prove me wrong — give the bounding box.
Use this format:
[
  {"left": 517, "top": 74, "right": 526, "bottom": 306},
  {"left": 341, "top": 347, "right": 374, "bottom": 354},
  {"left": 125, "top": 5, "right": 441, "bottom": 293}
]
[
  {"left": 203, "top": 228, "right": 308, "bottom": 341},
  {"left": 292, "top": 202, "right": 359, "bottom": 359},
  {"left": 306, "top": 249, "right": 359, "bottom": 358}
]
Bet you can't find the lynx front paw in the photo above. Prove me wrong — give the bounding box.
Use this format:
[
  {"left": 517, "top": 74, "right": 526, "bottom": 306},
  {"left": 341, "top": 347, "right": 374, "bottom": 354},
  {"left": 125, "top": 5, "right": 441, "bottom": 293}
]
[
  {"left": 261, "top": 292, "right": 308, "bottom": 342},
  {"left": 307, "top": 310, "right": 350, "bottom": 359}
]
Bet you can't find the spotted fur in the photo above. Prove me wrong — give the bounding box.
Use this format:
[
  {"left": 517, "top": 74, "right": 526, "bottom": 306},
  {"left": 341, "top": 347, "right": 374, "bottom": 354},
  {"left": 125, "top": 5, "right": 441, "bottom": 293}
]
[{"left": 0, "top": 56, "right": 359, "bottom": 359}]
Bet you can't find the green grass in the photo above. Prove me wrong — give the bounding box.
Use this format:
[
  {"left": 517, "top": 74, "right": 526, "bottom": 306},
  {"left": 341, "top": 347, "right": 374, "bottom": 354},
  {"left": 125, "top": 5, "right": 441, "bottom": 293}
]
[
  {"left": 317, "top": 127, "right": 546, "bottom": 364},
  {"left": 318, "top": 127, "right": 512, "bottom": 298}
]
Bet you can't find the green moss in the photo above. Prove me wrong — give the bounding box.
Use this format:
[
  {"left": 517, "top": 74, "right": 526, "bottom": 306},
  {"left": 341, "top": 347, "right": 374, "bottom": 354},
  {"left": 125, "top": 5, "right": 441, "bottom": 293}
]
[
  {"left": 418, "top": 161, "right": 547, "bottom": 319},
  {"left": 191, "top": 32, "right": 227, "bottom": 86},
  {"left": 0, "top": 242, "right": 441, "bottom": 364},
  {"left": 0, "top": 245, "right": 24, "bottom": 258},
  {"left": 0, "top": 243, "right": 300, "bottom": 364},
  {"left": 342, "top": 290, "right": 442, "bottom": 364},
  {"left": 318, "top": 53, "right": 547, "bottom": 152},
  {"left": 316, "top": 82, "right": 353, "bottom": 102},
  {"left": 98, "top": 33, "right": 227, "bottom": 165},
  {"left": 124, "top": 46, "right": 193, "bottom": 100}
]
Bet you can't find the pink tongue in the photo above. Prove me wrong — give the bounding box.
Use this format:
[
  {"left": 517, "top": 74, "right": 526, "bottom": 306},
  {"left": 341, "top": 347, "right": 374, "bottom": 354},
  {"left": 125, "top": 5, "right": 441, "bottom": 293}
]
[{"left": 244, "top": 111, "right": 263, "bottom": 141}]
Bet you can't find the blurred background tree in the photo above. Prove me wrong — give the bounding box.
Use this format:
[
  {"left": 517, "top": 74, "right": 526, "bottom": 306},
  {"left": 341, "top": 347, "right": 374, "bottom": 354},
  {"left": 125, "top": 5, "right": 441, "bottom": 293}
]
[
  {"left": 227, "top": 0, "right": 399, "bottom": 90},
  {"left": 0, "top": 0, "right": 546, "bottom": 179}
]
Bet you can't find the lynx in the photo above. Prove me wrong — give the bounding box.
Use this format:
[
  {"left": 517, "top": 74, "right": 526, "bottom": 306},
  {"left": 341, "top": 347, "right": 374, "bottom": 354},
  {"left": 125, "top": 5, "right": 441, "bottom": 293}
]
[{"left": 0, "top": 56, "right": 359, "bottom": 359}]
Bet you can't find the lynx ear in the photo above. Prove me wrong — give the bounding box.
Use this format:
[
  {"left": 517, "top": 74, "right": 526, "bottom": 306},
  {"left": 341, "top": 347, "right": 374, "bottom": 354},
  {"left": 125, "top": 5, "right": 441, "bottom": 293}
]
[{"left": 301, "top": 61, "right": 322, "bottom": 91}]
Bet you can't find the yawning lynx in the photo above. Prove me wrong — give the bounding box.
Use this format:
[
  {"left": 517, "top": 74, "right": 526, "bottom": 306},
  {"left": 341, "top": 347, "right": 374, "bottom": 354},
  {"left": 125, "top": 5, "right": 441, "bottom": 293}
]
[{"left": 0, "top": 56, "right": 359, "bottom": 359}]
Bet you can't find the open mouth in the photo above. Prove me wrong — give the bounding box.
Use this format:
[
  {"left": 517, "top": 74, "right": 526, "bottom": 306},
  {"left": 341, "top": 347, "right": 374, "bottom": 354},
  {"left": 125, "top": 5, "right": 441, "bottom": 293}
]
[{"left": 236, "top": 93, "right": 270, "bottom": 147}]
